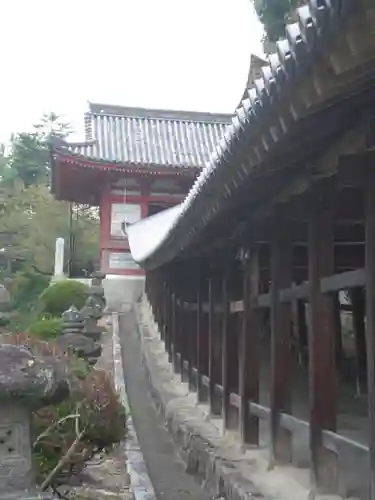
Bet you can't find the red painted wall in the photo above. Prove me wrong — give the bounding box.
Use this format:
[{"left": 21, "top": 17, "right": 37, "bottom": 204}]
[{"left": 99, "top": 175, "right": 186, "bottom": 276}]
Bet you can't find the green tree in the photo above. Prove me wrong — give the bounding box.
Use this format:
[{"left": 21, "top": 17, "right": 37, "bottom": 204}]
[
  {"left": 0, "top": 184, "right": 98, "bottom": 275},
  {"left": 3, "top": 112, "right": 71, "bottom": 188},
  {"left": 253, "top": 0, "right": 304, "bottom": 47},
  {"left": 0, "top": 113, "right": 99, "bottom": 330}
]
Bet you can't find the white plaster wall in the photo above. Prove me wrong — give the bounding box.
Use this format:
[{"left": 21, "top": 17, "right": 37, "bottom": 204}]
[{"left": 103, "top": 275, "right": 145, "bottom": 310}]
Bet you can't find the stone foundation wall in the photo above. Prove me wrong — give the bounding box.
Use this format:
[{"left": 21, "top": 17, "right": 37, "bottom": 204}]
[{"left": 135, "top": 297, "right": 331, "bottom": 500}]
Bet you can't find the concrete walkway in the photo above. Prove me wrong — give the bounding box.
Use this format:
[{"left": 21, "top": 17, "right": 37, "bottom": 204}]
[{"left": 118, "top": 308, "right": 210, "bottom": 500}]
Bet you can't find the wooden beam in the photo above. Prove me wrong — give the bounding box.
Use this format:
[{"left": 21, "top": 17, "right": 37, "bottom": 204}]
[
  {"left": 270, "top": 217, "right": 292, "bottom": 465},
  {"left": 239, "top": 247, "right": 260, "bottom": 445},
  {"left": 364, "top": 170, "right": 375, "bottom": 500},
  {"left": 279, "top": 282, "right": 309, "bottom": 302},
  {"left": 320, "top": 268, "right": 365, "bottom": 293},
  {"left": 308, "top": 194, "right": 338, "bottom": 493}
]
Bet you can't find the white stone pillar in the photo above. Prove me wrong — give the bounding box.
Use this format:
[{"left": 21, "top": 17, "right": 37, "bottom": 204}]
[{"left": 54, "top": 237, "right": 65, "bottom": 277}]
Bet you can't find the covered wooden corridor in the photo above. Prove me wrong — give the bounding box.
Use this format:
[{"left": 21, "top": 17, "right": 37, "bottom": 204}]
[{"left": 127, "top": 1, "right": 375, "bottom": 497}]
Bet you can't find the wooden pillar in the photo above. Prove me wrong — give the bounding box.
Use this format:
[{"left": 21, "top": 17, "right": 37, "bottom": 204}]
[
  {"left": 165, "top": 283, "right": 172, "bottom": 355},
  {"left": 239, "top": 247, "right": 260, "bottom": 445},
  {"left": 180, "top": 300, "right": 188, "bottom": 380},
  {"left": 292, "top": 300, "right": 308, "bottom": 366},
  {"left": 333, "top": 293, "right": 343, "bottom": 372},
  {"left": 270, "top": 218, "right": 292, "bottom": 465},
  {"left": 209, "top": 274, "right": 221, "bottom": 415},
  {"left": 365, "top": 172, "right": 375, "bottom": 500},
  {"left": 350, "top": 288, "right": 367, "bottom": 395},
  {"left": 171, "top": 292, "right": 178, "bottom": 370},
  {"left": 175, "top": 297, "right": 182, "bottom": 374},
  {"left": 222, "top": 267, "right": 241, "bottom": 430},
  {"left": 197, "top": 275, "right": 208, "bottom": 401},
  {"left": 308, "top": 193, "right": 337, "bottom": 493},
  {"left": 222, "top": 275, "right": 229, "bottom": 426},
  {"left": 161, "top": 281, "right": 167, "bottom": 341}
]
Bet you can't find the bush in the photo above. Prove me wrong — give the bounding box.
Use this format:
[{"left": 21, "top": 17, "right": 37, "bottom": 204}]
[
  {"left": 39, "top": 280, "right": 89, "bottom": 317},
  {"left": 27, "top": 317, "right": 63, "bottom": 340}
]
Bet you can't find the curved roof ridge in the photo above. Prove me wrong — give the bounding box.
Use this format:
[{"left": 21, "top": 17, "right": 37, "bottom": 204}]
[
  {"left": 127, "top": 205, "right": 183, "bottom": 263},
  {"left": 88, "top": 102, "right": 233, "bottom": 124}
]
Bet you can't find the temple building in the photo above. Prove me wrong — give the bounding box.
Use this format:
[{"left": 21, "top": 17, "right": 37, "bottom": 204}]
[{"left": 50, "top": 102, "right": 232, "bottom": 275}]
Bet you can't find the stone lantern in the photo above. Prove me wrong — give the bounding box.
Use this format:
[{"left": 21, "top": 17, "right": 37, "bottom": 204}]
[
  {"left": 61, "top": 306, "right": 84, "bottom": 335},
  {"left": 57, "top": 306, "right": 101, "bottom": 365},
  {"left": 89, "top": 272, "right": 106, "bottom": 312},
  {"left": 0, "top": 344, "right": 69, "bottom": 499},
  {"left": 80, "top": 297, "right": 102, "bottom": 342}
]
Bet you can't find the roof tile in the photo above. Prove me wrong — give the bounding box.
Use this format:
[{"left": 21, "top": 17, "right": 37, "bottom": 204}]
[{"left": 67, "top": 104, "right": 232, "bottom": 169}]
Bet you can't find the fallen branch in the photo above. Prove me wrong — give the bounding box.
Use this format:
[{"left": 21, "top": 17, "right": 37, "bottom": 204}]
[
  {"left": 33, "top": 413, "right": 80, "bottom": 449},
  {"left": 41, "top": 428, "right": 86, "bottom": 491}
]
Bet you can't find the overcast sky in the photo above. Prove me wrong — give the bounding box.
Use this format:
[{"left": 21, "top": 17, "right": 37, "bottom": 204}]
[{"left": 0, "top": 0, "right": 264, "bottom": 141}]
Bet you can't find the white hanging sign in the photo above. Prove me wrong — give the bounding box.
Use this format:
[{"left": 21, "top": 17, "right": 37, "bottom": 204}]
[{"left": 109, "top": 252, "right": 140, "bottom": 270}]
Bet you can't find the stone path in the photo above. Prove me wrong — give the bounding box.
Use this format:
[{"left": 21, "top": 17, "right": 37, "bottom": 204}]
[{"left": 118, "top": 308, "right": 210, "bottom": 500}]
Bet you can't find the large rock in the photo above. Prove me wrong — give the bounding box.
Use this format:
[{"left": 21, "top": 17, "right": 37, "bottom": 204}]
[{"left": 0, "top": 344, "right": 69, "bottom": 408}]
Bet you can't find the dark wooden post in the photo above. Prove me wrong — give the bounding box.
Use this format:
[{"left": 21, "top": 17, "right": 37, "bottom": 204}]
[
  {"left": 333, "top": 293, "right": 343, "bottom": 372},
  {"left": 222, "top": 266, "right": 241, "bottom": 431},
  {"left": 171, "top": 291, "right": 179, "bottom": 371},
  {"left": 308, "top": 191, "right": 338, "bottom": 493},
  {"left": 164, "top": 283, "right": 171, "bottom": 354},
  {"left": 175, "top": 297, "right": 182, "bottom": 374},
  {"left": 197, "top": 274, "right": 208, "bottom": 401},
  {"left": 222, "top": 273, "right": 230, "bottom": 428},
  {"left": 239, "top": 247, "right": 260, "bottom": 445},
  {"left": 161, "top": 281, "right": 167, "bottom": 341},
  {"left": 270, "top": 217, "right": 292, "bottom": 465},
  {"left": 350, "top": 288, "right": 367, "bottom": 395},
  {"left": 365, "top": 171, "right": 375, "bottom": 500},
  {"left": 153, "top": 271, "right": 159, "bottom": 325},
  {"left": 180, "top": 299, "right": 188, "bottom": 380},
  {"left": 209, "top": 274, "right": 221, "bottom": 415}
]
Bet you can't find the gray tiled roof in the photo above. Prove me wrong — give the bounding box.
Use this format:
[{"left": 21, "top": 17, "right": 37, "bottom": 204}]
[{"left": 67, "top": 103, "right": 232, "bottom": 169}]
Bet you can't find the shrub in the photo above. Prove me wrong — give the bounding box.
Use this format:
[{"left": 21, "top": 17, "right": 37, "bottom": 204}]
[
  {"left": 27, "top": 317, "right": 63, "bottom": 340},
  {"left": 39, "top": 280, "right": 89, "bottom": 317}
]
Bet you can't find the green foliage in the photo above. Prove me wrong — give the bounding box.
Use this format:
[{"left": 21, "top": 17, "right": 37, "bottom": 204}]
[
  {"left": 0, "top": 112, "right": 99, "bottom": 279},
  {"left": 8, "top": 270, "right": 50, "bottom": 311},
  {"left": 0, "top": 184, "right": 99, "bottom": 276},
  {"left": 27, "top": 317, "right": 63, "bottom": 340},
  {"left": 39, "top": 280, "right": 89, "bottom": 317},
  {"left": 5, "top": 270, "right": 50, "bottom": 331},
  {"left": 0, "top": 112, "right": 72, "bottom": 188},
  {"left": 253, "top": 0, "right": 304, "bottom": 44}
]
